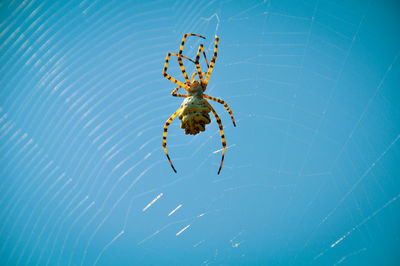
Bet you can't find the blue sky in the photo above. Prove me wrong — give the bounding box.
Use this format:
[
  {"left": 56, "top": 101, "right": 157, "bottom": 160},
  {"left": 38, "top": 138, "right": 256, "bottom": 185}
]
[{"left": 1, "top": 0, "right": 399, "bottom": 265}]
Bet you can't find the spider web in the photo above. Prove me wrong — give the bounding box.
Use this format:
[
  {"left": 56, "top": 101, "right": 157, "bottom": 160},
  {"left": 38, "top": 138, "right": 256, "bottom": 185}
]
[{"left": 1, "top": 0, "right": 400, "bottom": 265}]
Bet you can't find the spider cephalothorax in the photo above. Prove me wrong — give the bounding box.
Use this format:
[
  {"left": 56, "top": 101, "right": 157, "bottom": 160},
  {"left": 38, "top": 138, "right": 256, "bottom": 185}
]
[
  {"left": 188, "top": 81, "right": 203, "bottom": 96},
  {"left": 162, "top": 33, "right": 236, "bottom": 174}
]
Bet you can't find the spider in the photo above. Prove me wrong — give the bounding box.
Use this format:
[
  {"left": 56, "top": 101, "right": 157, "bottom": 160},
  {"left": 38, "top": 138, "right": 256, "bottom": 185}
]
[{"left": 162, "top": 33, "right": 236, "bottom": 175}]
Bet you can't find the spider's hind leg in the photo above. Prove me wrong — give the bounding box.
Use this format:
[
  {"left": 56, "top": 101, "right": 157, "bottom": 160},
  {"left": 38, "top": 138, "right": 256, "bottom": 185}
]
[
  {"left": 203, "top": 99, "right": 226, "bottom": 175},
  {"left": 163, "top": 107, "right": 182, "bottom": 173}
]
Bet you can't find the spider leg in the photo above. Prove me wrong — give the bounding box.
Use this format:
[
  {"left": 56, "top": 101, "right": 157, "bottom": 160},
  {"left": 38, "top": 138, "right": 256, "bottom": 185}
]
[
  {"left": 164, "top": 53, "right": 190, "bottom": 91},
  {"left": 203, "top": 94, "right": 236, "bottom": 126},
  {"left": 168, "top": 53, "right": 195, "bottom": 97},
  {"left": 204, "top": 99, "right": 226, "bottom": 175},
  {"left": 163, "top": 107, "right": 182, "bottom": 173},
  {"left": 198, "top": 44, "right": 209, "bottom": 68},
  {"left": 204, "top": 35, "right": 219, "bottom": 87},
  {"left": 191, "top": 72, "right": 207, "bottom": 82},
  {"left": 195, "top": 45, "right": 205, "bottom": 84},
  {"left": 178, "top": 33, "right": 206, "bottom": 85},
  {"left": 171, "top": 86, "right": 187, "bottom": 98},
  {"left": 170, "top": 53, "right": 196, "bottom": 64}
]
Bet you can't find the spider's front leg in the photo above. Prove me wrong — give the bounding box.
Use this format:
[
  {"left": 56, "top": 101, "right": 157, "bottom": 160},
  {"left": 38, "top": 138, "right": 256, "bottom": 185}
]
[
  {"left": 163, "top": 53, "right": 190, "bottom": 90},
  {"left": 204, "top": 35, "right": 219, "bottom": 87},
  {"left": 197, "top": 44, "right": 209, "bottom": 68},
  {"left": 195, "top": 44, "right": 206, "bottom": 84},
  {"left": 178, "top": 33, "right": 206, "bottom": 85}
]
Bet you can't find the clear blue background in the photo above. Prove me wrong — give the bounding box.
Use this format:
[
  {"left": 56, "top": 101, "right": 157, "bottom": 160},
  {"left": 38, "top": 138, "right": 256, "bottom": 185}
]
[{"left": 1, "top": 0, "right": 399, "bottom": 265}]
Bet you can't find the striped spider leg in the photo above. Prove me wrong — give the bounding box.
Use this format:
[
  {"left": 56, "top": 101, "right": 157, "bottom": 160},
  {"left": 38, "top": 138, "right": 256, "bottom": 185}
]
[
  {"left": 203, "top": 99, "right": 226, "bottom": 175},
  {"left": 162, "top": 106, "right": 182, "bottom": 173},
  {"left": 203, "top": 35, "right": 219, "bottom": 88},
  {"left": 177, "top": 33, "right": 206, "bottom": 85},
  {"left": 203, "top": 94, "right": 236, "bottom": 127},
  {"left": 163, "top": 52, "right": 196, "bottom": 91}
]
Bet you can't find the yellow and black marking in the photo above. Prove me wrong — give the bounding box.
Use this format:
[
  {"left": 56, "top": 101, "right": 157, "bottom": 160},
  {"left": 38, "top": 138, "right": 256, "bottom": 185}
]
[
  {"left": 164, "top": 53, "right": 189, "bottom": 91},
  {"left": 178, "top": 33, "right": 206, "bottom": 85},
  {"left": 191, "top": 72, "right": 207, "bottom": 83},
  {"left": 204, "top": 99, "right": 226, "bottom": 175},
  {"left": 171, "top": 86, "right": 187, "bottom": 98},
  {"left": 203, "top": 94, "right": 236, "bottom": 127},
  {"left": 175, "top": 53, "right": 196, "bottom": 64},
  {"left": 163, "top": 107, "right": 183, "bottom": 173},
  {"left": 191, "top": 72, "right": 197, "bottom": 82},
  {"left": 205, "top": 35, "right": 219, "bottom": 86},
  {"left": 198, "top": 44, "right": 209, "bottom": 68},
  {"left": 164, "top": 53, "right": 196, "bottom": 91},
  {"left": 195, "top": 45, "right": 205, "bottom": 84}
]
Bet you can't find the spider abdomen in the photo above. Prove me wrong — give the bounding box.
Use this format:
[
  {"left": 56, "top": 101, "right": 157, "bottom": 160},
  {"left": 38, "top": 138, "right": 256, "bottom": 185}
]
[{"left": 179, "top": 96, "right": 211, "bottom": 135}]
